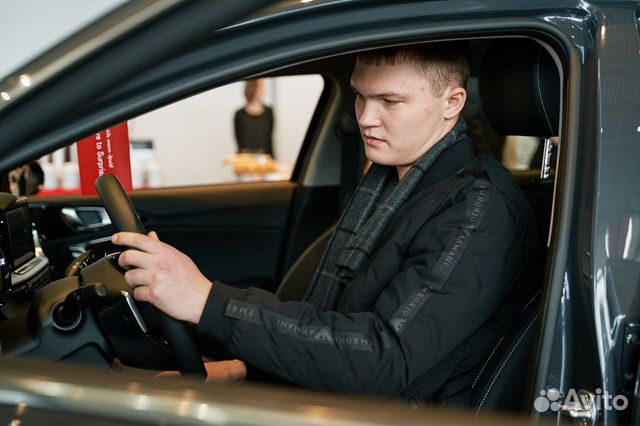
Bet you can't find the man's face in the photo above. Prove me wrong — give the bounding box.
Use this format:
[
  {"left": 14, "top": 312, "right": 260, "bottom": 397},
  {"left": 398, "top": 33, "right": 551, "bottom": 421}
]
[{"left": 350, "top": 59, "right": 459, "bottom": 178}]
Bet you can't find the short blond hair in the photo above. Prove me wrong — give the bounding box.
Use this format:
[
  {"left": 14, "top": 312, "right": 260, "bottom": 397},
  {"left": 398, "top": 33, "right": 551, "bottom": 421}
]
[{"left": 356, "top": 42, "right": 470, "bottom": 97}]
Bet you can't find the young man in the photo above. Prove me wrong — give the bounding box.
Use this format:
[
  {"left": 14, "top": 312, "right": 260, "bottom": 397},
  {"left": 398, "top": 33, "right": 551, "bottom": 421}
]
[{"left": 112, "top": 43, "right": 540, "bottom": 406}]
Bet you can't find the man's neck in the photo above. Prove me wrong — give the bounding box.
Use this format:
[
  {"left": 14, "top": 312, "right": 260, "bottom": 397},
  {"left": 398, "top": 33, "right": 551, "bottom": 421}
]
[{"left": 396, "top": 117, "right": 459, "bottom": 180}]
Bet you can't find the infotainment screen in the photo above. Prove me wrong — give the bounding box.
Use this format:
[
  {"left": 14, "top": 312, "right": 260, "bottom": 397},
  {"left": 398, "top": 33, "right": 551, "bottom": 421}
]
[{"left": 6, "top": 203, "right": 35, "bottom": 269}]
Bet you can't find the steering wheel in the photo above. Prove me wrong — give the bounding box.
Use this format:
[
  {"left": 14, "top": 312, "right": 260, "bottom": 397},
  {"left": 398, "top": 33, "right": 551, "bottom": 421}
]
[{"left": 95, "top": 174, "right": 207, "bottom": 379}]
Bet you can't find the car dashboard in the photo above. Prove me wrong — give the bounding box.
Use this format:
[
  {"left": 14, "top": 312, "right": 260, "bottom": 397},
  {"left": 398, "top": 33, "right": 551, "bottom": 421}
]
[
  {"left": 0, "top": 194, "right": 181, "bottom": 372},
  {"left": 0, "top": 193, "right": 51, "bottom": 318}
]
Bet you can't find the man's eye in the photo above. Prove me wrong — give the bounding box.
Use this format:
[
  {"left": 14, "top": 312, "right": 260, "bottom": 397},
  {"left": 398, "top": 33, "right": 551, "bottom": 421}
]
[{"left": 383, "top": 99, "right": 399, "bottom": 105}]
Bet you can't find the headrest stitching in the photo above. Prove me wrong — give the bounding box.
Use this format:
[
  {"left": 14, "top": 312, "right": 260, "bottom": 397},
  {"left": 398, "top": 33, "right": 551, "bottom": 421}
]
[{"left": 536, "top": 53, "right": 553, "bottom": 135}]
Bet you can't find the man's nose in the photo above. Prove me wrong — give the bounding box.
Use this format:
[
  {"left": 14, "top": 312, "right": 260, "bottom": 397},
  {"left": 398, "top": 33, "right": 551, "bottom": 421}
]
[{"left": 357, "top": 101, "right": 381, "bottom": 128}]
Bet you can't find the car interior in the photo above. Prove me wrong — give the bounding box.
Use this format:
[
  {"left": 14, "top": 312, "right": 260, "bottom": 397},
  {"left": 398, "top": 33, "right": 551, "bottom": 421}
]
[{"left": 0, "top": 33, "right": 561, "bottom": 418}]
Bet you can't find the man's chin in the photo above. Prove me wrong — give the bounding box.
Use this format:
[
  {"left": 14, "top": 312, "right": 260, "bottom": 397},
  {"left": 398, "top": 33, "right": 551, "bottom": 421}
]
[{"left": 364, "top": 149, "right": 395, "bottom": 167}]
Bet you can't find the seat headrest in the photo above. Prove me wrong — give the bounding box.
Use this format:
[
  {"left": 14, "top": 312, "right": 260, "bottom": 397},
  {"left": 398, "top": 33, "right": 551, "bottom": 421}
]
[{"left": 479, "top": 39, "right": 560, "bottom": 137}]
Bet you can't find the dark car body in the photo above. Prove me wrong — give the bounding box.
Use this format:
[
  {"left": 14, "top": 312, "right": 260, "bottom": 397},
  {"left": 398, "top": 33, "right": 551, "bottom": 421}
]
[{"left": 0, "top": 0, "right": 639, "bottom": 425}]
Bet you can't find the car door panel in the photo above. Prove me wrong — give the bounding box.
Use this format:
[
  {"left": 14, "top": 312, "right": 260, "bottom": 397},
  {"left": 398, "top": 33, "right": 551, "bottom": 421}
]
[{"left": 30, "top": 181, "right": 297, "bottom": 292}]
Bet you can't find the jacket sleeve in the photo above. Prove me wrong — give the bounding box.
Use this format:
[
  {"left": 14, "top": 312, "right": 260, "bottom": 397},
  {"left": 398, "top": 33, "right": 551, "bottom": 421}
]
[{"left": 197, "top": 179, "right": 527, "bottom": 395}]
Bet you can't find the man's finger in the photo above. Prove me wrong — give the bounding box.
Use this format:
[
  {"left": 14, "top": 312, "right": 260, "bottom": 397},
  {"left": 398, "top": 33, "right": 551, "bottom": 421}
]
[
  {"left": 118, "top": 249, "right": 156, "bottom": 270},
  {"left": 123, "top": 268, "right": 154, "bottom": 288},
  {"left": 131, "top": 285, "right": 151, "bottom": 303},
  {"left": 112, "top": 232, "right": 161, "bottom": 253},
  {"left": 148, "top": 231, "right": 160, "bottom": 241}
]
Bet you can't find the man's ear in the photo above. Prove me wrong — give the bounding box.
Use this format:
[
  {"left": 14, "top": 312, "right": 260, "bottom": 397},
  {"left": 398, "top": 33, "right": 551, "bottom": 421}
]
[{"left": 443, "top": 87, "right": 467, "bottom": 120}]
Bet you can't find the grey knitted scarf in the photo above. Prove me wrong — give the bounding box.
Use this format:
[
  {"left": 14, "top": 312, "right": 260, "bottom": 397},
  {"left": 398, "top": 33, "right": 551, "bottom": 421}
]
[{"left": 304, "top": 118, "right": 468, "bottom": 311}]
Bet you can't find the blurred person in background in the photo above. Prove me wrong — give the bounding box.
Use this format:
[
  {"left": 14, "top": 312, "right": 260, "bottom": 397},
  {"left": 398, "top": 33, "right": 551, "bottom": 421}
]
[{"left": 234, "top": 79, "right": 274, "bottom": 156}]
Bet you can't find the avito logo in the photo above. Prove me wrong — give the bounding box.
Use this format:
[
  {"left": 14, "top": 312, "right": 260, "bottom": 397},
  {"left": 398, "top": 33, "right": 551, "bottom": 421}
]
[{"left": 534, "top": 388, "right": 628, "bottom": 413}]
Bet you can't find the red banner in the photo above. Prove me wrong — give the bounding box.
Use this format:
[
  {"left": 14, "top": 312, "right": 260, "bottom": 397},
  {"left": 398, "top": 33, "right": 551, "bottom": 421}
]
[{"left": 77, "top": 123, "right": 133, "bottom": 195}]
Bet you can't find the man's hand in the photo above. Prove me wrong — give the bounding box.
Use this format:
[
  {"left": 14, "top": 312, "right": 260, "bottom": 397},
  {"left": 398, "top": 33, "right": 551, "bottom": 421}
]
[
  {"left": 156, "top": 360, "right": 247, "bottom": 383},
  {"left": 112, "top": 231, "right": 213, "bottom": 324}
]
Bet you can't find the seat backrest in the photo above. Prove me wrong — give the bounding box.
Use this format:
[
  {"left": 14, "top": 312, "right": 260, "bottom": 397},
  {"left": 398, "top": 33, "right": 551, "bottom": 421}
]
[
  {"left": 471, "top": 292, "right": 540, "bottom": 416},
  {"left": 276, "top": 225, "right": 334, "bottom": 302},
  {"left": 470, "top": 38, "right": 560, "bottom": 415},
  {"left": 521, "top": 179, "right": 555, "bottom": 245}
]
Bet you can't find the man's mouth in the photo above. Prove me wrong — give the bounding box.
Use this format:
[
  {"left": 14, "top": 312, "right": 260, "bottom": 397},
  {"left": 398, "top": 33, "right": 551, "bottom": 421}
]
[{"left": 364, "top": 135, "right": 386, "bottom": 147}]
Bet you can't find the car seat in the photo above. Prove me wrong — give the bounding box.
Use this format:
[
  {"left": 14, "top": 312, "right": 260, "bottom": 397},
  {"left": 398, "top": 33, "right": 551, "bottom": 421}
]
[
  {"left": 470, "top": 38, "right": 559, "bottom": 415},
  {"left": 277, "top": 225, "right": 333, "bottom": 302}
]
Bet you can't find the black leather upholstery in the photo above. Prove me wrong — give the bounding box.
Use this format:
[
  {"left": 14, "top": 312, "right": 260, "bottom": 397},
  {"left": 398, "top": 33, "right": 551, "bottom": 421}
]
[
  {"left": 471, "top": 38, "right": 559, "bottom": 416},
  {"left": 521, "top": 179, "right": 555, "bottom": 244},
  {"left": 479, "top": 39, "right": 560, "bottom": 137},
  {"left": 277, "top": 226, "right": 334, "bottom": 302},
  {"left": 471, "top": 292, "right": 540, "bottom": 416}
]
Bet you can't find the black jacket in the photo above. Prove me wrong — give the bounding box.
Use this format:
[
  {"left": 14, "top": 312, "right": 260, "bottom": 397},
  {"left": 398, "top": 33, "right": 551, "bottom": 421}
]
[{"left": 197, "top": 135, "right": 540, "bottom": 405}]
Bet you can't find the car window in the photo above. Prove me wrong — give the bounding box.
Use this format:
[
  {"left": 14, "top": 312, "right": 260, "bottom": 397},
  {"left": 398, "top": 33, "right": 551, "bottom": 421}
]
[
  {"left": 128, "top": 75, "right": 324, "bottom": 189},
  {"left": 20, "top": 75, "right": 323, "bottom": 196}
]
